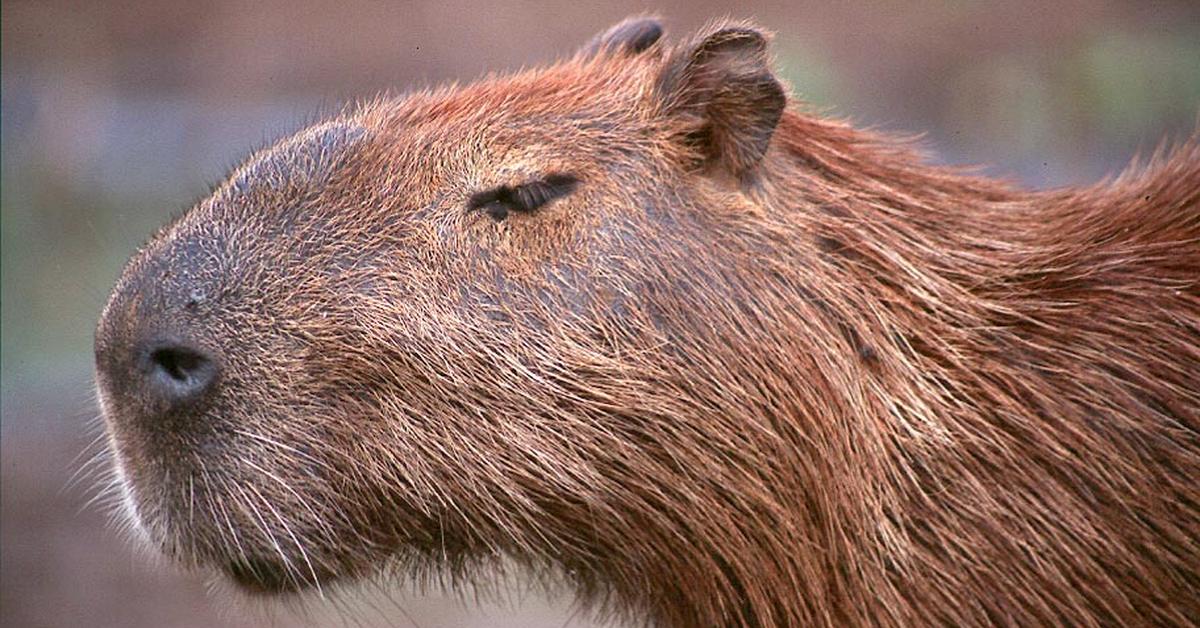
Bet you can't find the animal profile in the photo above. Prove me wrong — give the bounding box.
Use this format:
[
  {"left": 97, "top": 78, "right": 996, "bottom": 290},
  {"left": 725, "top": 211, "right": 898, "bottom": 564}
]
[{"left": 94, "top": 16, "right": 1200, "bottom": 627}]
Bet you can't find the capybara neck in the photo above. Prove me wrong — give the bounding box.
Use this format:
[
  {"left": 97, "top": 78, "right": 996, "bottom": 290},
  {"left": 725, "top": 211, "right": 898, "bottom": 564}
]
[{"left": 673, "top": 109, "right": 1200, "bottom": 625}]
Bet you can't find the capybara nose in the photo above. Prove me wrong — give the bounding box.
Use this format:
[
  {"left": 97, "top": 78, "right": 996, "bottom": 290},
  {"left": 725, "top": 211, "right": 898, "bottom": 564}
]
[{"left": 139, "top": 341, "right": 219, "bottom": 406}]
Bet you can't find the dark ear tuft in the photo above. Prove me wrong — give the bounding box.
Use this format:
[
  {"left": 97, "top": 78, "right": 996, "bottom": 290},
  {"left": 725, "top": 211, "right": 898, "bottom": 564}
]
[
  {"left": 582, "top": 17, "right": 664, "bottom": 58},
  {"left": 656, "top": 25, "right": 786, "bottom": 177}
]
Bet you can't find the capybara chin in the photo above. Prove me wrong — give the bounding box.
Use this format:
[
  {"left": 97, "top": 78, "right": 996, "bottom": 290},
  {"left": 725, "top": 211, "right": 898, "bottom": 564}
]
[{"left": 93, "top": 16, "right": 1199, "bottom": 627}]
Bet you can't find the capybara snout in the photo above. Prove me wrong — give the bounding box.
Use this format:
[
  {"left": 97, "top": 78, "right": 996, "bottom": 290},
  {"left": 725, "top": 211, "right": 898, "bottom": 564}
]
[{"left": 95, "top": 234, "right": 224, "bottom": 437}]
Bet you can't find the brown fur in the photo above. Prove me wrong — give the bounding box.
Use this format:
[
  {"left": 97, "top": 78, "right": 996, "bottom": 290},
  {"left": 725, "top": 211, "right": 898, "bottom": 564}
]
[{"left": 94, "top": 18, "right": 1200, "bottom": 627}]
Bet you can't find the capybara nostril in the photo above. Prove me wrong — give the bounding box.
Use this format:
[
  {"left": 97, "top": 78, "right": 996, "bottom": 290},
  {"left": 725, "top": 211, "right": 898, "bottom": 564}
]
[{"left": 142, "top": 342, "right": 218, "bottom": 405}]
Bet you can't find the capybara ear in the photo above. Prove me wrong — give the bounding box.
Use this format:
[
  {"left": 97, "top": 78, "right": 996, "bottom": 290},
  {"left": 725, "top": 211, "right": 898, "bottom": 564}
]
[
  {"left": 656, "top": 24, "right": 786, "bottom": 177},
  {"left": 581, "top": 16, "right": 664, "bottom": 57}
]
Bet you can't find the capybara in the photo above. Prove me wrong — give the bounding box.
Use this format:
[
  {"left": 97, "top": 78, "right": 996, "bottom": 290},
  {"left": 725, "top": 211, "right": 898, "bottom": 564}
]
[{"left": 94, "top": 17, "right": 1200, "bottom": 627}]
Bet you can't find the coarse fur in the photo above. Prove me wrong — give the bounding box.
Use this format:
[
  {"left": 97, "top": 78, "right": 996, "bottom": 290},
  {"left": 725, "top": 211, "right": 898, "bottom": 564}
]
[{"left": 94, "top": 17, "right": 1200, "bottom": 627}]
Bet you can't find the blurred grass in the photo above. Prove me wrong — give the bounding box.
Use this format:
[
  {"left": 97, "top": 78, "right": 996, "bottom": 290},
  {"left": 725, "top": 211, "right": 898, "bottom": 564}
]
[
  {"left": 943, "top": 29, "right": 1200, "bottom": 181},
  {"left": 1, "top": 178, "right": 170, "bottom": 392},
  {"left": 775, "top": 41, "right": 845, "bottom": 110},
  {"left": 1079, "top": 30, "right": 1200, "bottom": 142}
]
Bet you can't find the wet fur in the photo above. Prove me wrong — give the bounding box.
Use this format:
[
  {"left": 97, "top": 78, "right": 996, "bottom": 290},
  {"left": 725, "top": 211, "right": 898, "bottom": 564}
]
[{"left": 95, "top": 18, "right": 1200, "bottom": 627}]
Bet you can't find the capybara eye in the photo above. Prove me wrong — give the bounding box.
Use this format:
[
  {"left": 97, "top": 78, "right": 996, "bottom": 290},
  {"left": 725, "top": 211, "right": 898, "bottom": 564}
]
[
  {"left": 468, "top": 173, "right": 579, "bottom": 221},
  {"left": 512, "top": 174, "right": 578, "bottom": 210},
  {"left": 483, "top": 200, "right": 508, "bottom": 222}
]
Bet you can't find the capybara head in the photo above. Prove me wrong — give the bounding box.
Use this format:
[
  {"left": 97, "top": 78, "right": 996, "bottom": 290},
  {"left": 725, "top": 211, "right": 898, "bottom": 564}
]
[
  {"left": 96, "top": 16, "right": 787, "bottom": 605},
  {"left": 94, "top": 16, "right": 1200, "bottom": 628}
]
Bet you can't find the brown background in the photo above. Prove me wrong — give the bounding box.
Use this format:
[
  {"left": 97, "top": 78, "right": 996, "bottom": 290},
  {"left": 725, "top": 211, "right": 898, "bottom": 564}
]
[{"left": 3, "top": 1, "right": 1198, "bottom": 626}]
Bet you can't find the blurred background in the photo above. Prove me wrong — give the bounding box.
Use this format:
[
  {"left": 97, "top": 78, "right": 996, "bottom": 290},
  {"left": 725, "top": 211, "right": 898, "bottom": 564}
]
[{"left": 2, "top": 1, "right": 1198, "bottom": 626}]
